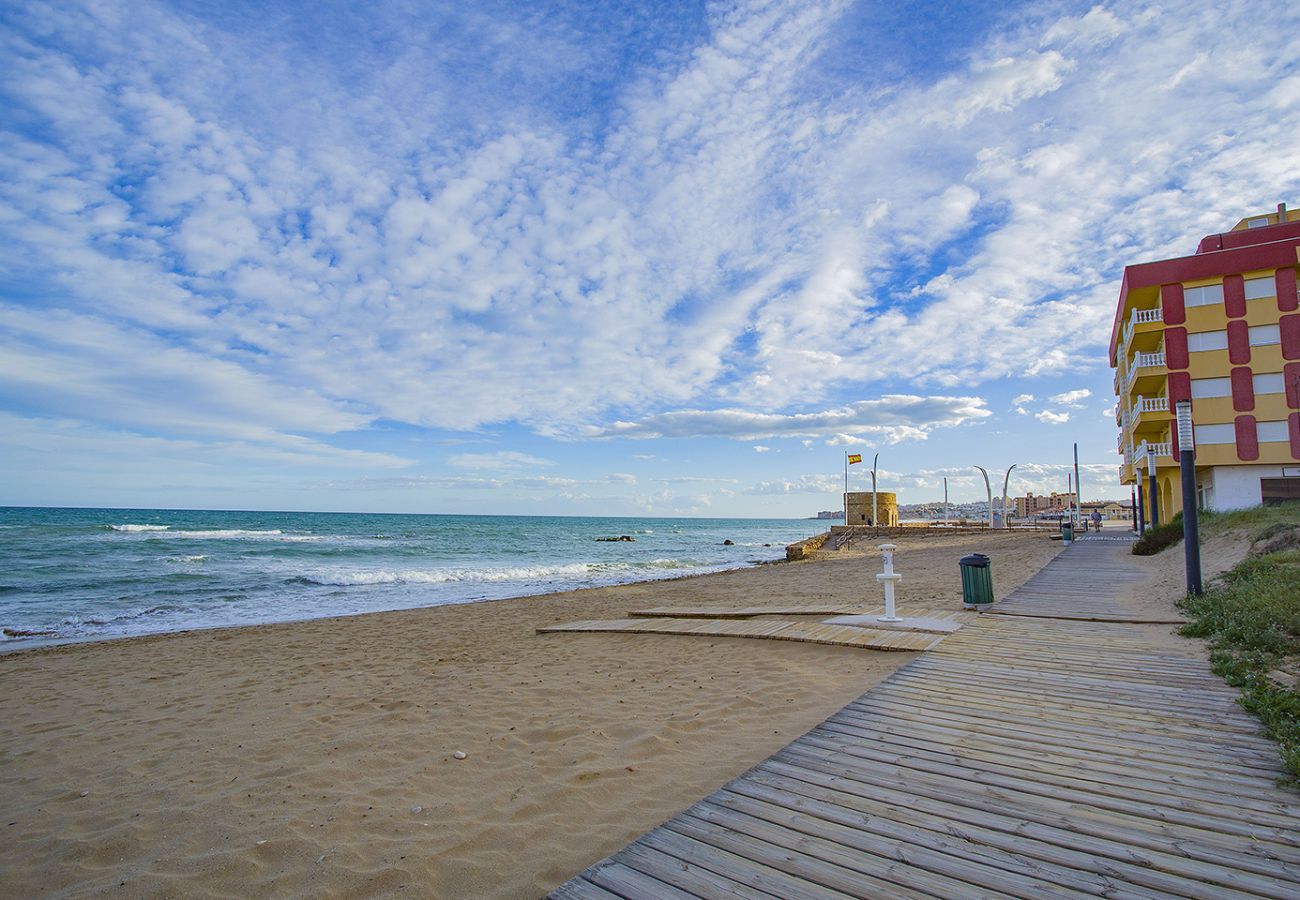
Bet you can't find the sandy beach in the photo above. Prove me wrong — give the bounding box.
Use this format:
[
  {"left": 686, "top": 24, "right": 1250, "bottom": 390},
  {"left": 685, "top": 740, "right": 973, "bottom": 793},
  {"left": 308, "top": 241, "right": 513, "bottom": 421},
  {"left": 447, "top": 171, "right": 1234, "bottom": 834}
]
[{"left": 2, "top": 530, "right": 1062, "bottom": 898}]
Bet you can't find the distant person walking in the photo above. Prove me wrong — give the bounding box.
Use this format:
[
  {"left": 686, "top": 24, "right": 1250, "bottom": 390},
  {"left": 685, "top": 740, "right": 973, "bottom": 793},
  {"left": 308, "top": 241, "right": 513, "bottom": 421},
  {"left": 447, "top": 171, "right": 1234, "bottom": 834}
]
[{"left": 1091, "top": 509, "right": 1102, "bottom": 530}]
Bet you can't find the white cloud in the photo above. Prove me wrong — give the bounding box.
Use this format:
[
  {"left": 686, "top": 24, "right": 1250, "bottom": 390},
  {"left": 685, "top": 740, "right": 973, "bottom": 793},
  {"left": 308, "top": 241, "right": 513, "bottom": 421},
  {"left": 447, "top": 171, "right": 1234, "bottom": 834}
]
[
  {"left": 1011, "top": 394, "right": 1035, "bottom": 406},
  {"left": 446, "top": 451, "right": 555, "bottom": 470},
  {"left": 1036, "top": 410, "right": 1071, "bottom": 424},
  {"left": 1051, "top": 389, "right": 1092, "bottom": 406},
  {"left": 587, "top": 395, "right": 989, "bottom": 441},
  {"left": 753, "top": 445, "right": 771, "bottom": 453},
  {"left": 745, "top": 474, "right": 844, "bottom": 495}
]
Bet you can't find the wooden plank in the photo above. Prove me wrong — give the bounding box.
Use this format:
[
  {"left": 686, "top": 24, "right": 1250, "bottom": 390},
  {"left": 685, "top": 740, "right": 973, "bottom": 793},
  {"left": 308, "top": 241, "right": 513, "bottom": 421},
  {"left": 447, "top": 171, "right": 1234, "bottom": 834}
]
[
  {"left": 547, "top": 538, "right": 1300, "bottom": 900},
  {"left": 737, "top": 767, "right": 1265, "bottom": 900},
  {"left": 538, "top": 617, "right": 936, "bottom": 651}
]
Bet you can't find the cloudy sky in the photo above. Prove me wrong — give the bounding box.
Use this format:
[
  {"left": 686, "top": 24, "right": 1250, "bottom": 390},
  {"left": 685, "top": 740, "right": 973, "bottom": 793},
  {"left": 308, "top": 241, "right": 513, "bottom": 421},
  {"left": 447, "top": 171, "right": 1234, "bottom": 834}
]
[{"left": 2, "top": 0, "right": 1297, "bottom": 516}]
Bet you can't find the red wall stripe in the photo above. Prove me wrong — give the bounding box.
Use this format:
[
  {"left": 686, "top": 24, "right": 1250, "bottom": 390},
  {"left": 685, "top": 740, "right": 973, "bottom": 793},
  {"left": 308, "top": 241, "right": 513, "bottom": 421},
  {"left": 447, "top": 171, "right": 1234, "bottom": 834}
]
[
  {"left": 1235, "top": 415, "right": 1260, "bottom": 461},
  {"left": 1230, "top": 366, "right": 1255, "bottom": 411},
  {"left": 1279, "top": 267, "right": 1298, "bottom": 312},
  {"left": 1160, "top": 283, "right": 1186, "bottom": 325},
  {"left": 1286, "top": 362, "right": 1300, "bottom": 408},
  {"left": 1227, "top": 319, "right": 1251, "bottom": 364},
  {"left": 1168, "top": 371, "right": 1192, "bottom": 405},
  {"left": 1164, "top": 327, "right": 1189, "bottom": 370},
  {"left": 1223, "top": 274, "right": 1246, "bottom": 317},
  {"left": 1282, "top": 314, "right": 1300, "bottom": 360},
  {"left": 1290, "top": 412, "right": 1300, "bottom": 460}
]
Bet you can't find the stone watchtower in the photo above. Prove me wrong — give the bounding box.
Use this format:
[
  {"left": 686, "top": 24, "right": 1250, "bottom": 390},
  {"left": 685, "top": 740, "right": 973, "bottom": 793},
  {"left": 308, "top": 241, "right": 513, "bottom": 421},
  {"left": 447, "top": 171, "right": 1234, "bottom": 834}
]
[{"left": 844, "top": 492, "right": 899, "bottom": 527}]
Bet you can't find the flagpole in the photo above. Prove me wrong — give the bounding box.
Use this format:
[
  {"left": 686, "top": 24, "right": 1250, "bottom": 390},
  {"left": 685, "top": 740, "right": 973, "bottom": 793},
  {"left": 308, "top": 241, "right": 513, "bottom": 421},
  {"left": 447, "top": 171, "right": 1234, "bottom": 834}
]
[{"left": 843, "top": 452, "right": 849, "bottom": 527}]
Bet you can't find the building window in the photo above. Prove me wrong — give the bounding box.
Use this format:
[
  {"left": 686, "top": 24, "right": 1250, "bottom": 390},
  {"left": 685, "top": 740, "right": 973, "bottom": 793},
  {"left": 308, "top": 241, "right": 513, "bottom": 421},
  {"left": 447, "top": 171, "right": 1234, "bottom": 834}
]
[
  {"left": 1194, "top": 423, "right": 1236, "bottom": 444},
  {"left": 1257, "top": 420, "right": 1290, "bottom": 442},
  {"left": 1244, "top": 277, "right": 1275, "bottom": 300},
  {"left": 1191, "top": 377, "right": 1231, "bottom": 398},
  {"left": 1247, "top": 217, "right": 1271, "bottom": 228},
  {"left": 1254, "top": 373, "right": 1285, "bottom": 394},
  {"left": 1184, "top": 284, "right": 1224, "bottom": 307},
  {"left": 1249, "top": 324, "right": 1281, "bottom": 346},
  {"left": 1188, "top": 330, "right": 1229, "bottom": 352}
]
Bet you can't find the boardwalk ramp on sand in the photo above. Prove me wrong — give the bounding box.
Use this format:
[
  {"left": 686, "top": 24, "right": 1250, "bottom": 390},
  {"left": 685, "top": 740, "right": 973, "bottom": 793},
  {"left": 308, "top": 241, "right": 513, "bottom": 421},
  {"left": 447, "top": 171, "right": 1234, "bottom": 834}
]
[{"left": 550, "top": 537, "right": 1300, "bottom": 899}]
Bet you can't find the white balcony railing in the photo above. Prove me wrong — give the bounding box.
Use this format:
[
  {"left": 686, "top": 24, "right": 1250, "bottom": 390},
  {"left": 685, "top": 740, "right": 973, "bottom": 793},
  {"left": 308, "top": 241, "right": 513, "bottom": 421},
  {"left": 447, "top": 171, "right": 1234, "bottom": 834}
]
[
  {"left": 1137, "top": 396, "right": 1168, "bottom": 414},
  {"left": 1120, "top": 306, "right": 1164, "bottom": 351},
  {"left": 1121, "top": 351, "right": 1166, "bottom": 394},
  {"left": 1136, "top": 440, "right": 1172, "bottom": 460}
]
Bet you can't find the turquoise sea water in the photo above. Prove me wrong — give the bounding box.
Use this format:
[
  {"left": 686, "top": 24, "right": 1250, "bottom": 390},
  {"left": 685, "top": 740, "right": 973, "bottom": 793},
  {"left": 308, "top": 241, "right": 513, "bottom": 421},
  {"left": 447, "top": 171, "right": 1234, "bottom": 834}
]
[{"left": 0, "top": 507, "right": 824, "bottom": 649}]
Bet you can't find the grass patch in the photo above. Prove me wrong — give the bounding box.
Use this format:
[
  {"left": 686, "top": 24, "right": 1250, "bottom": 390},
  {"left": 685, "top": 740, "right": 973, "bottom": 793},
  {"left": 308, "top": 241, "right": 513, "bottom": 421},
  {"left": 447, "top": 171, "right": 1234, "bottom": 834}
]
[
  {"left": 1177, "top": 504, "right": 1300, "bottom": 785},
  {"left": 1132, "top": 512, "right": 1183, "bottom": 556}
]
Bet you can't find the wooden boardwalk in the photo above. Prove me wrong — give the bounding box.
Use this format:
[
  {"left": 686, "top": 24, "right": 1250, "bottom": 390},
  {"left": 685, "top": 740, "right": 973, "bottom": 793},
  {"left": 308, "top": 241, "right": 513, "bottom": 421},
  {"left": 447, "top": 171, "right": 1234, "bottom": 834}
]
[
  {"left": 551, "top": 537, "right": 1300, "bottom": 899},
  {"left": 989, "top": 536, "right": 1186, "bottom": 624},
  {"left": 538, "top": 617, "right": 943, "bottom": 652}
]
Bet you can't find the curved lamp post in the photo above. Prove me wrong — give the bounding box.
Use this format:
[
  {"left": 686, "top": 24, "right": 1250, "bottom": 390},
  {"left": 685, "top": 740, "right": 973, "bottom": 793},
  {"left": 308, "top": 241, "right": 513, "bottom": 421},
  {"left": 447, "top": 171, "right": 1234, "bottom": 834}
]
[
  {"left": 973, "top": 465, "right": 992, "bottom": 529},
  {"left": 1001, "top": 464, "right": 1018, "bottom": 529}
]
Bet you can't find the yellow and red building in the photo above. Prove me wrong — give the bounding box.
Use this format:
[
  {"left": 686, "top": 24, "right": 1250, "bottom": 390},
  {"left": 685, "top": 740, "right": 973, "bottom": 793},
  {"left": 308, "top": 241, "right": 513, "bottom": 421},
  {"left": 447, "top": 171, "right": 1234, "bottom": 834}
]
[{"left": 1111, "top": 204, "right": 1300, "bottom": 520}]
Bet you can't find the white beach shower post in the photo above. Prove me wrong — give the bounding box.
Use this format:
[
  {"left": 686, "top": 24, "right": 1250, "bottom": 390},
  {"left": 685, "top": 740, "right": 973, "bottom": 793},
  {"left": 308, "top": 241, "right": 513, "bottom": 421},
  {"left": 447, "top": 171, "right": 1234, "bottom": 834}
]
[{"left": 876, "top": 543, "right": 902, "bottom": 622}]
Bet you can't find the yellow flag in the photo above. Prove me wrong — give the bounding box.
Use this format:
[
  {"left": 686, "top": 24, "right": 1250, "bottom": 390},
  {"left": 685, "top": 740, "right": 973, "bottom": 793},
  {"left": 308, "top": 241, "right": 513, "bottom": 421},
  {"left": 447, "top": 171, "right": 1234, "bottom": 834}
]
[{"left": 847, "top": 454, "right": 862, "bottom": 464}]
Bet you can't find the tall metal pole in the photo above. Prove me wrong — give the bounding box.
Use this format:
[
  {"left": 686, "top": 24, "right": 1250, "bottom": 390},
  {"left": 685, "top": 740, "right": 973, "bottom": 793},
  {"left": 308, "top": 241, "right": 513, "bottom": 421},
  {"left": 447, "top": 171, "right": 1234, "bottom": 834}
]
[
  {"left": 1130, "top": 486, "right": 1138, "bottom": 533},
  {"left": 1174, "top": 400, "right": 1202, "bottom": 594},
  {"left": 1073, "top": 443, "right": 1082, "bottom": 528},
  {"left": 871, "top": 453, "right": 879, "bottom": 533},
  {"left": 974, "top": 466, "right": 992, "bottom": 529},
  {"left": 943, "top": 477, "right": 949, "bottom": 526},
  {"left": 843, "top": 452, "right": 848, "bottom": 528},
  {"left": 1146, "top": 446, "right": 1159, "bottom": 529},
  {"left": 1001, "top": 464, "right": 1017, "bottom": 529}
]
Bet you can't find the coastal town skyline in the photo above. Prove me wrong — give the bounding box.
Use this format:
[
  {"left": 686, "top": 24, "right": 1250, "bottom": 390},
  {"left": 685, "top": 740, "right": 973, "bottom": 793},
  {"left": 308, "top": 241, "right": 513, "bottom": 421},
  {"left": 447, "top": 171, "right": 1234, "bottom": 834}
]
[{"left": 3, "top": 0, "right": 1299, "bottom": 516}]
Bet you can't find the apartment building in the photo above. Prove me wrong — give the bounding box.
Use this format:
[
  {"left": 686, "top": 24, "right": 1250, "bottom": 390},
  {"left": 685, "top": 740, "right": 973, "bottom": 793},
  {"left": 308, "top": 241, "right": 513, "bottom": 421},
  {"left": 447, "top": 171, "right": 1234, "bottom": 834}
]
[
  {"left": 1110, "top": 204, "right": 1300, "bottom": 521},
  {"left": 1013, "top": 491, "right": 1076, "bottom": 518}
]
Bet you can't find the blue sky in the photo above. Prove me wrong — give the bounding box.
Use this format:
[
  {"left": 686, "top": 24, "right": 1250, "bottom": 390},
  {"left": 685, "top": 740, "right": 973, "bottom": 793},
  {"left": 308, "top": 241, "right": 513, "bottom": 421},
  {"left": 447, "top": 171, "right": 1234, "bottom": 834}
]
[{"left": 2, "top": 0, "right": 1298, "bottom": 516}]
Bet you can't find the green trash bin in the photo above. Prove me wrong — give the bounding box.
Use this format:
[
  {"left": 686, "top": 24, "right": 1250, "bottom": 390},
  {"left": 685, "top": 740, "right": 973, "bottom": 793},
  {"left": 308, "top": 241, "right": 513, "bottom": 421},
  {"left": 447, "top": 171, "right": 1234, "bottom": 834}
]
[{"left": 959, "top": 553, "right": 993, "bottom": 609}]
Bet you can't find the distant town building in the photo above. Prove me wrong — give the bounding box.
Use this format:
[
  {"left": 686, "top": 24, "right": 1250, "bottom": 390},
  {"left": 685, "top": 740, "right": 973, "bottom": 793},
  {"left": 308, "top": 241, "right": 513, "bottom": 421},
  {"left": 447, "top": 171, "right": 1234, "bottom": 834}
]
[
  {"left": 1012, "top": 491, "right": 1076, "bottom": 518},
  {"left": 1110, "top": 204, "right": 1300, "bottom": 517}
]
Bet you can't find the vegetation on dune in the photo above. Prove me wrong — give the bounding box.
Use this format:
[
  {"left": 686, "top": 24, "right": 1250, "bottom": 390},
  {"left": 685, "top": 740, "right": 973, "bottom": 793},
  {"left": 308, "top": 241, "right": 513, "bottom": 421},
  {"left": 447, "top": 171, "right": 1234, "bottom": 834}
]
[
  {"left": 1175, "top": 505, "right": 1300, "bottom": 785},
  {"left": 1131, "top": 512, "right": 1183, "bottom": 555}
]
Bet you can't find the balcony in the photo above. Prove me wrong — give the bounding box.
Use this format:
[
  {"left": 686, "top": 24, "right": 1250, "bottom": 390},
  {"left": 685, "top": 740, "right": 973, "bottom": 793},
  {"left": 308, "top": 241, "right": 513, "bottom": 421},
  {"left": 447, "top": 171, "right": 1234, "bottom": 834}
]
[
  {"left": 1133, "top": 440, "right": 1173, "bottom": 468},
  {"left": 1119, "top": 305, "right": 1164, "bottom": 354},
  {"left": 1120, "top": 351, "right": 1166, "bottom": 396}
]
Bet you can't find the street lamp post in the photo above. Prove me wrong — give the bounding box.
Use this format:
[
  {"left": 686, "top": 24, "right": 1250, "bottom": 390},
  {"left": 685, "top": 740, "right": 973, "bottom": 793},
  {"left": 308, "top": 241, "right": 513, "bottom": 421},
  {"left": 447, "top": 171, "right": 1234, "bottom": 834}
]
[
  {"left": 973, "top": 466, "right": 992, "bottom": 529},
  {"left": 1175, "top": 400, "right": 1202, "bottom": 595},
  {"left": 1146, "top": 445, "right": 1160, "bottom": 530},
  {"left": 1001, "top": 464, "right": 1017, "bottom": 529}
]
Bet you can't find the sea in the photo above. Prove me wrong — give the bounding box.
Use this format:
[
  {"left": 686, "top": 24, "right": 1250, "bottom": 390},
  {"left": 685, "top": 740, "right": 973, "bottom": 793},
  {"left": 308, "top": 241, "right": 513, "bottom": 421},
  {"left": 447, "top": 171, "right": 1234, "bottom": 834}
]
[{"left": 0, "top": 507, "right": 825, "bottom": 650}]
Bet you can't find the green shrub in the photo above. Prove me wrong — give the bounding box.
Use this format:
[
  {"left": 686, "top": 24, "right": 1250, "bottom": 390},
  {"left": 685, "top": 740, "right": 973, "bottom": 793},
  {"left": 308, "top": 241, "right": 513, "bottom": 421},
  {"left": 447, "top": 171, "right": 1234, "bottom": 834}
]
[
  {"left": 1179, "top": 548, "right": 1300, "bottom": 785},
  {"left": 1132, "top": 512, "right": 1184, "bottom": 556}
]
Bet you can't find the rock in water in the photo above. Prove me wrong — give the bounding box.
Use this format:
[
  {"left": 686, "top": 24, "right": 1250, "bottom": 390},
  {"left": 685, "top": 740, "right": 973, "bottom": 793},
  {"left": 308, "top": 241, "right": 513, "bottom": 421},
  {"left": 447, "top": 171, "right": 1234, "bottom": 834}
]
[{"left": 722, "top": 539, "right": 734, "bottom": 545}]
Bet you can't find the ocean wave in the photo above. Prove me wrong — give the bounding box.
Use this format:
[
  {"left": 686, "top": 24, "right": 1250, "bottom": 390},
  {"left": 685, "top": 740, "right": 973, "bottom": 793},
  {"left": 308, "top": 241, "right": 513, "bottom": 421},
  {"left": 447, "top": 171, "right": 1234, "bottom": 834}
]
[
  {"left": 295, "top": 562, "right": 597, "bottom": 587},
  {"left": 109, "top": 524, "right": 170, "bottom": 532},
  {"left": 162, "top": 555, "right": 208, "bottom": 563}
]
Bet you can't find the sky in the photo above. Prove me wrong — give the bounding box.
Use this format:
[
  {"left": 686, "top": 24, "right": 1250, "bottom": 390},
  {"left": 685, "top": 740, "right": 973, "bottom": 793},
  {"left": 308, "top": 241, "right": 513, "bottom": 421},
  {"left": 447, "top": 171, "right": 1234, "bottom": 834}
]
[{"left": 2, "top": 0, "right": 1298, "bottom": 517}]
